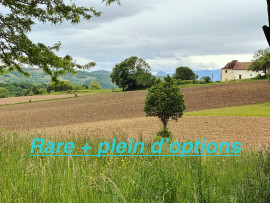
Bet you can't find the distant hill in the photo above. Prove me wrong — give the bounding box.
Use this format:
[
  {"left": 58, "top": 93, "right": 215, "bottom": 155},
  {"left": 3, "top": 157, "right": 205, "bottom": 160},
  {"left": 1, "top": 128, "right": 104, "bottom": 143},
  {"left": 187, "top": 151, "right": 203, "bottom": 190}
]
[
  {"left": 0, "top": 68, "right": 221, "bottom": 89},
  {"left": 0, "top": 68, "right": 118, "bottom": 89},
  {"left": 155, "top": 71, "right": 167, "bottom": 77}
]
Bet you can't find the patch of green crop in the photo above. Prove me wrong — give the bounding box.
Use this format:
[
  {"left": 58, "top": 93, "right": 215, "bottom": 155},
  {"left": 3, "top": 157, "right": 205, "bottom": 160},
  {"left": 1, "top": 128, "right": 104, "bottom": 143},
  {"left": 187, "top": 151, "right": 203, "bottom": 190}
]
[{"left": 185, "top": 103, "right": 270, "bottom": 117}]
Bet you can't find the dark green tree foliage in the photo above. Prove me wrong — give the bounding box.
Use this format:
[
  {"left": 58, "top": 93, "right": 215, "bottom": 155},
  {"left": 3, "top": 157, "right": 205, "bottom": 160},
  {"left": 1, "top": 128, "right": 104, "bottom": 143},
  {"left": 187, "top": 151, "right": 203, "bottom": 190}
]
[
  {"left": 174, "top": 67, "right": 196, "bottom": 80},
  {"left": 0, "top": 87, "right": 9, "bottom": 98},
  {"left": 31, "top": 86, "right": 40, "bottom": 95},
  {"left": 249, "top": 48, "right": 270, "bottom": 76},
  {"left": 0, "top": 0, "right": 119, "bottom": 85},
  {"left": 110, "top": 56, "right": 155, "bottom": 91},
  {"left": 0, "top": 82, "right": 47, "bottom": 96},
  {"left": 201, "top": 76, "right": 211, "bottom": 83},
  {"left": 47, "top": 81, "right": 74, "bottom": 92},
  {"left": 144, "top": 76, "right": 186, "bottom": 137},
  {"left": 136, "top": 71, "right": 156, "bottom": 89}
]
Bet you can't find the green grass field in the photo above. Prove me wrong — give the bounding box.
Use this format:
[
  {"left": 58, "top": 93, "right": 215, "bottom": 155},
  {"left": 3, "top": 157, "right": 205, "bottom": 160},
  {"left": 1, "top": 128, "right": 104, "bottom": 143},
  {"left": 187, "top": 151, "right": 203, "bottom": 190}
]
[
  {"left": 177, "top": 78, "right": 267, "bottom": 89},
  {"left": 185, "top": 103, "right": 270, "bottom": 117},
  {"left": 1, "top": 131, "right": 270, "bottom": 202}
]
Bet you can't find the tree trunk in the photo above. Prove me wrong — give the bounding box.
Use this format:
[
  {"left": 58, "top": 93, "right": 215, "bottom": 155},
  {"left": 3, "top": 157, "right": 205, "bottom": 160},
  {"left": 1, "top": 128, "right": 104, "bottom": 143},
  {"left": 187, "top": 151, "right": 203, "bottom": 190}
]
[{"left": 162, "top": 118, "right": 168, "bottom": 130}]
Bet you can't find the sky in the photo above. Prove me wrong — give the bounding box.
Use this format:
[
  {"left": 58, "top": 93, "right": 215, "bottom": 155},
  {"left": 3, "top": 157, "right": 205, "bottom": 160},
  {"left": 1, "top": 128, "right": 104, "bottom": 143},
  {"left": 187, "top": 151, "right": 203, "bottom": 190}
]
[{"left": 28, "top": 0, "right": 269, "bottom": 73}]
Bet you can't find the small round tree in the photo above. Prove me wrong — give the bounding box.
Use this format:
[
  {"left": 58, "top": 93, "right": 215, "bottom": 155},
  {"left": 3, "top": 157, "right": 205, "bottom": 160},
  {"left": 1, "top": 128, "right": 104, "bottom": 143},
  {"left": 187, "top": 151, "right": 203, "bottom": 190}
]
[
  {"left": 0, "top": 87, "right": 9, "bottom": 98},
  {"left": 144, "top": 76, "right": 186, "bottom": 138},
  {"left": 89, "top": 80, "right": 102, "bottom": 90}
]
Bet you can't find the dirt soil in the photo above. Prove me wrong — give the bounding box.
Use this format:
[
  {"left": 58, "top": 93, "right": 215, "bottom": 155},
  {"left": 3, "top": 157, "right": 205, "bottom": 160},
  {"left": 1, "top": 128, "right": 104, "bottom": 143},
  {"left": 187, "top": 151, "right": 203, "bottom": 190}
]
[
  {"left": 0, "top": 80, "right": 269, "bottom": 131},
  {"left": 0, "top": 94, "right": 84, "bottom": 105},
  {"left": 33, "top": 116, "right": 270, "bottom": 150}
]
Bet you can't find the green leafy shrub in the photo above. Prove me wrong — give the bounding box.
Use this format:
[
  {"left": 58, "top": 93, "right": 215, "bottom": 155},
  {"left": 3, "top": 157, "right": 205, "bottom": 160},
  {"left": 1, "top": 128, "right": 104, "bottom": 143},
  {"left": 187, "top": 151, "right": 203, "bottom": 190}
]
[
  {"left": 32, "top": 86, "right": 40, "bottom": 95},
  {"left": 74, "top": 85, "right": 88, "bottom": 90},
  {"left": 0, "top": 87, "right": 9, "bottom": 98},
  {"left": 175, "top": 79, "right": 194, "bottom": 85},
  {"left": 154, "top": 128, "right": 173, "bottom": 141},
  {"left": 89, "top": 81, "right": 102, "bottom": 90},
  {"left": 201, "top": 76, "right": 211, "bottom": 83}
]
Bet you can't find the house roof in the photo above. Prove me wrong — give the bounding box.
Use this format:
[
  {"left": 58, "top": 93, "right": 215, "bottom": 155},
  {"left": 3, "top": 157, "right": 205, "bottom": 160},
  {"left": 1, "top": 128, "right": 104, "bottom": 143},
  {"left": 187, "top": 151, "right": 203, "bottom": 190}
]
[{"left": 222, "top": 60, "right": 251, "bottom": 70}]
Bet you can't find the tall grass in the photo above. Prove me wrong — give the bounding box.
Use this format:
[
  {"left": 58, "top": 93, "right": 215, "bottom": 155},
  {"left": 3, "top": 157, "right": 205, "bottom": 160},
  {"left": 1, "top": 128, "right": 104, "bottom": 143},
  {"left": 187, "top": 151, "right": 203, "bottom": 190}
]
[{"left": 0, "top": 130, "right": 269, "bottom": 202}]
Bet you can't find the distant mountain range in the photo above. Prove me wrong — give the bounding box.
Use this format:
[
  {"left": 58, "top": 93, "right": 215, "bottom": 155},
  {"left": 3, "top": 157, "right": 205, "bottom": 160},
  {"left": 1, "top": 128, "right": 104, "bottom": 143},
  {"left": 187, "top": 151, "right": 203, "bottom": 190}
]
[
  {"left": 194, "top": 70, "right": 221, "bottom": 81},
  {"left": 0, "top": 68, "right": 118, "bottom": 89},
  {"left": 154, "top": 69, "right": 221, "bottom": 81},
  {"left": 155, "top": 71, "right": 168, "bottom": 77}
]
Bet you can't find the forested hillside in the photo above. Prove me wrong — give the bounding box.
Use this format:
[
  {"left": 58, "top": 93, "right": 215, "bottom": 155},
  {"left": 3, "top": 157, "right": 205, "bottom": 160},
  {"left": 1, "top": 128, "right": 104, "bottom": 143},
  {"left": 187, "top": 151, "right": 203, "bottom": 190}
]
[{"left": 0, "top": 68, "right": 117, "bottom": 89}]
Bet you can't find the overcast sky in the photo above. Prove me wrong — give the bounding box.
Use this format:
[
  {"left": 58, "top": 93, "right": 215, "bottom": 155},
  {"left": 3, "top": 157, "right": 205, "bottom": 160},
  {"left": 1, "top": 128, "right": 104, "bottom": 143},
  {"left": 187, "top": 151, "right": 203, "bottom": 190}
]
[{"left": 29, "top": 0, "right": 269, "bottom": 73}]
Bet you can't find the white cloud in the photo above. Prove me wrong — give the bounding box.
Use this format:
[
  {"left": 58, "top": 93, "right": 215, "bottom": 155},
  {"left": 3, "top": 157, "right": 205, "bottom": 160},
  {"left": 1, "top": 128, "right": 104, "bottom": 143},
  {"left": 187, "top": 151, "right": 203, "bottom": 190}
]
[{"left": 26, "top": 0, "right": 269, "bottom": 72}]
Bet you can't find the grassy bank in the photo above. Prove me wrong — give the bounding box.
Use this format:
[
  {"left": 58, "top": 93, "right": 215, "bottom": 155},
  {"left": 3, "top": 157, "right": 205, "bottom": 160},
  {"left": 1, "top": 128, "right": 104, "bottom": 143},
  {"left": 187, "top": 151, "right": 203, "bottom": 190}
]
[
  {"left": 185, "top": 103, "right": 270, "bottom": 117},
  {"left": 0, "top": 131, "right": 269, "bottom": 202},
  {"left": 48, "top": 88, "right": 122, "bottom": 95},
  {"left": 177, "top": 78, "right": 268, "bottom": 89}
]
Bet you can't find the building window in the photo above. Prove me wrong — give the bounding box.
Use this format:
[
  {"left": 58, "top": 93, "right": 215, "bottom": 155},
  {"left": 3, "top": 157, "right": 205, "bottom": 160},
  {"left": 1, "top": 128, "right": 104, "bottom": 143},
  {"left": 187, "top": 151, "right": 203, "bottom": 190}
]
[
  {"left": 225, "top": 70, "right": 227, "bottom": 73},
  {"left": 250, "top": 74, "right": 252, "bottom": 77}
]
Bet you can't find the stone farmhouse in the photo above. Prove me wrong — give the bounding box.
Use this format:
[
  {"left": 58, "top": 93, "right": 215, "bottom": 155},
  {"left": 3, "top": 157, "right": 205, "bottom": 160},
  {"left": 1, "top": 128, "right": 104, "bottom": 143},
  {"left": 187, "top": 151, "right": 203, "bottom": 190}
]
[{"left": 221, "top": 60, "right": 264, "bottom": 81}]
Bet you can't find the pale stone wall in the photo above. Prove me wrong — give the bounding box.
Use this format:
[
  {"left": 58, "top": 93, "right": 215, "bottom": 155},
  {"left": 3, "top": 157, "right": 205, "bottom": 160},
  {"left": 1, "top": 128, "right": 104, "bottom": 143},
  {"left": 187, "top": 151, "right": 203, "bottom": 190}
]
[
  {"left": 222, "top": 69, "right": 264, "bottom": 81},
  {"left": 221, "top": 69, "right": 234, "bottom": 81},
  {"left": 233, "top": 70, "right": 264, "bottom": 80}
]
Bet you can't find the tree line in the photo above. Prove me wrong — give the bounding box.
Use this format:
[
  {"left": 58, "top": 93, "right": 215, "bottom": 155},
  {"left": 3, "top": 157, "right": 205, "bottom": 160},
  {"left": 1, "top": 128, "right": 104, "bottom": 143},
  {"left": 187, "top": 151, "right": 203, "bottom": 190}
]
[
  {"left": 0, "top": 81, "right": 102, "bottom": 98},
  {"left": 110, "top": 56, "right": 213, "bottom": 91}
]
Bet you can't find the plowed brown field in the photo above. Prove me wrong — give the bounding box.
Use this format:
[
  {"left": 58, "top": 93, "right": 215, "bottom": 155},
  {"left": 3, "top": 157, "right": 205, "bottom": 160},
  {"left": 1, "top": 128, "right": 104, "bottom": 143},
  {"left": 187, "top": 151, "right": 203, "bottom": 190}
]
[
  {"left": 1, "top": 80, "right": 270, "bottom": 149},
  {"left": 0, "top": 81, "right": 269, "bottom": 131},
  {"left": 0, "top": 94, "right": 84, "bottom": 105},
  {"left": 33, "top": 116, "right": 270, "bottom": 150}
]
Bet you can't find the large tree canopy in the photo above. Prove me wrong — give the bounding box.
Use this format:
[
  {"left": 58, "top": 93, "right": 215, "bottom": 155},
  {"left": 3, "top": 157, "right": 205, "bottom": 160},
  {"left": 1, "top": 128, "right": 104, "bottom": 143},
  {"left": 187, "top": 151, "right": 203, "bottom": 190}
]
[
  {"left": 174, "top": 66, "right": 196, "bottom": 80},
  {"left": 249, "top": 48, "right": 270, "bottom": 76},
  {"left": 0, "top": 0, "right": 119, "bottom": 85},
  {"left": 110, "top": 56, "right": 155, "bottom": 91}
]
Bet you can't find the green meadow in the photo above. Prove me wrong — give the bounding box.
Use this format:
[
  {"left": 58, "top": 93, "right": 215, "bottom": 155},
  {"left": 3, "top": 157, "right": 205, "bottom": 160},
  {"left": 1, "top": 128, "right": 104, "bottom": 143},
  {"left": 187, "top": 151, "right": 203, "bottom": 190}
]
[
  {"left": 185, "top": 103, "right": 270, "bottom": 117},
  {"left": 0, "top": 131, "right": 270, "bottom": 202}
]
